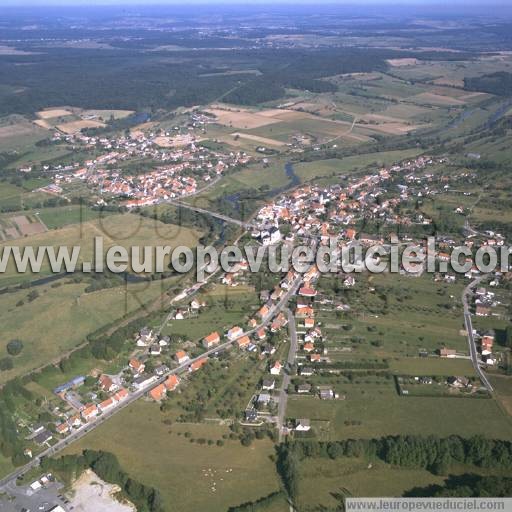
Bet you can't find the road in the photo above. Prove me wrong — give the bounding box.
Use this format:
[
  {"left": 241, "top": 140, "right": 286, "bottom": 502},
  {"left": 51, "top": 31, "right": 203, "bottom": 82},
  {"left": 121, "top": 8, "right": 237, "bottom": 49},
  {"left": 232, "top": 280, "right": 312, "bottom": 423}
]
[
  {"left": 0, "top": 477, "right": 67, "bottom": 512},
  {"left": 462, "top": 275, "right": 493, "bottom": 393},
  {"left": 166, "top": 199, "right": 258, "bottom": 229},
  {"left": 276, "top": 309, "right": 298, "bottom": 442},
  {"left": 0, "top": 264, "right": 306, "bottom": 492}
]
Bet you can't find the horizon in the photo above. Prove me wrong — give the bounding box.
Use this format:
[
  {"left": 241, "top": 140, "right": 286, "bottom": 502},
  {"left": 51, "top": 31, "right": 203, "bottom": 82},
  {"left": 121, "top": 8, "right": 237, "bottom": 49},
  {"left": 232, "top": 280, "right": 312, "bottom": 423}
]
[{"left": 1, "top": 0, "right": 510, "bottom": 6}]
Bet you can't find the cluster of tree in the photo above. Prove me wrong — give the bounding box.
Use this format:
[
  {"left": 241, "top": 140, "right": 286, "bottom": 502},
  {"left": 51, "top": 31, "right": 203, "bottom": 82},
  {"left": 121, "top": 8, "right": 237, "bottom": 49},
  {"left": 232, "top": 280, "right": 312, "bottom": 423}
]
[
  {"left": 315, "top": 360, "right": 389, "bottom": 370},
  {"left": 83, "top": 271, "right": 127, "bottom": 293},
  {"left": 465, "top": 72, "right": 512, "bottom": 97},
  {"left": 41, "top": 450, "right": 164, "bottom": 512},
  {"left": 277, "top": 435, "right": 512, "bottom": 501},
  {"left": 6, "top": 339, "right": 24, "bottom": 356},
  {"left": 0, "top": 379, "right": 34, "bottom": 465},
  {"left": 227, "top": 491, "right": 286, "bottom": 512},
  {"left": 0, "top": 36, "right": 469, "bottom": 117},
  {"left": 0, "top": 357, "right": 13, "bottom": 371},
  {"left": 89, "top": 314, "right": 151, "bottom": 361},
  {"left": 405, "top": 474, "right": 512, "bottom": 498},
  {"left": 504, "top": 326, "right": 512, "bottom": 349},
  {"left": 294, "top": 435, "right": 512, "bottom": 471}
]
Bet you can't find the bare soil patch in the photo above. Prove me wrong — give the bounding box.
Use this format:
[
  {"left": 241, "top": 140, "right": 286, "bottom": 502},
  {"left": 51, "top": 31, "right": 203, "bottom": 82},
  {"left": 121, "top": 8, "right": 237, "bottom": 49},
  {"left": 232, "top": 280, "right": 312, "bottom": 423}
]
[
  {"left": 230, "top": 132, "right": 284, "bottom": 147},
  {"left": 68, "top": 469, "right": 135, "bottom": 512},
  {"left": 387, "top": 58, "right": 419, "bottom": 67},
  {"left": 205, "top": 107, "right": 282, "bottom": 129},
  {"left": 57, "top": 119, "right": 106, "bottom": 134},
  {"left": 37, "top": 108, "right": 74, "bottom": 119}
]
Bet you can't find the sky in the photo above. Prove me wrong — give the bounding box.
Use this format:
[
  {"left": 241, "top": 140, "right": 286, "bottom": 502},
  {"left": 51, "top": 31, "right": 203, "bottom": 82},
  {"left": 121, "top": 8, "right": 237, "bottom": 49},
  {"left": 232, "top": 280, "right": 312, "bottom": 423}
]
[{"left": 0, "top": 0, "right": 497, "bottom": 4}]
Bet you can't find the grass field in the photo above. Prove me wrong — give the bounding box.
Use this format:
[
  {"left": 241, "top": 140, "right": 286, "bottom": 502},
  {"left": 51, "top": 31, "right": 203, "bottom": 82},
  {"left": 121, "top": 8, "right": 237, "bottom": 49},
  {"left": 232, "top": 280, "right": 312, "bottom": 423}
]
[
  {"left": 183, "top": 156, "right": 291, "bottom": 212},
  {"left": 293, "top": 148, "right": 423, "bottom": 182},
  {"left": 0, "top": 181, "right": 64, "bottom": 211},
  {"left": 388, "top": 358, "right": 476, "bottom": 376},
  {"left": 0, "top": 454, "right": 14, "bottom": 480},
  {"left": 36, "top": 205, "right": 117, "bottom": 229},
  {"left": 318, "top": 273, "right": 468, "bottom": 358},
  {"left": 0, "top": 182, "right": 30, "bottom": 211},
  {"left": 63, "top": 401, "right": 285, "bottom": 512},
  {"left": 490, "top": 375, "right": 512, "bottom": 416},
  {"left": 286, "top": 383, "right": 512, "bottom": 440},
  {"left": 0, "top": 115, "right": 48, "bottom": 151},
  {"left": 0, "top": 212, "right": 203, "bottom": 286},
  {"left": 296, "top": 457, "right": 511, "bottom": 509},
  {"left": 162, "top": 284, "right": 259, "bottom": 340},
  {"left": 297, "top": 458, "right": 445, "bottom": 507},
  {"left": 0, "top": 278, "right": 173, "bottom": 384}
]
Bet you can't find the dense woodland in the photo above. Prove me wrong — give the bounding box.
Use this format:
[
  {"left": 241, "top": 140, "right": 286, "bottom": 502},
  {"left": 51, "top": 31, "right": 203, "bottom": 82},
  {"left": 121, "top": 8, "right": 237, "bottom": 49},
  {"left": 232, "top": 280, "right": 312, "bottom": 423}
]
[
  {"left": 465, "top": 72, "right": 512, "bottom": 97},
  {"left": 0, "top": 47, "right": 400, "bottom": 116},
  {"left": 277, "top": 436, "right": 512, "bottom": 502}
]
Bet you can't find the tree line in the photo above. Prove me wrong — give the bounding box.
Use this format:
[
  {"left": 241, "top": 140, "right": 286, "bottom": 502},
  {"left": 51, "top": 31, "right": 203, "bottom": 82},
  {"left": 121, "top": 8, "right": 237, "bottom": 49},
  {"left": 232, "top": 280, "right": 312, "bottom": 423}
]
[
  {"left": 41, "top": 450, "right": 164, "bottom": 512},
  {"left": 277, "top": 435, "right": 512, "bottom": 502}
]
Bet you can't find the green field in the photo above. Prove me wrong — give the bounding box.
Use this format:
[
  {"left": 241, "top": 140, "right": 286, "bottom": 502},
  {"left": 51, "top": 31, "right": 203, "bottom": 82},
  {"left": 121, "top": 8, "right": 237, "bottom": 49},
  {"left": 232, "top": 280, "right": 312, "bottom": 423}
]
[
  {"left": 296, "top": 457, "right": 510, "bottom": 509},
  {"left": 63, "top": 401, "right": 285, "bottom": 512},
  {"left": 318, "top": 273, "right": 468, "bottom": 358},
  {"left": 0, "top": 212, "right": 203, "bottom": 286},
  {"left": 286, "top": 383, "right": 512, "bottom": 440},
  {"left": 388, "top": 358, "right": 476, "bottom": 376},
  {"left": 293, "top": 148, "right": 423, "bottom": 182},
  {"left": 37, "top": 205, "right": 117, "bottom": 229},
  {"left": 0, "top": 277, "right": 174, "bottom": 384},
  {"left": 297, "top": 458, "right": 445, "bottom": 508},
  {"left": 0, "top": 115, "right": 48, "bottom": 152},
  {"left": 162, "top": 284, "right": 260, "bottom": 340}
]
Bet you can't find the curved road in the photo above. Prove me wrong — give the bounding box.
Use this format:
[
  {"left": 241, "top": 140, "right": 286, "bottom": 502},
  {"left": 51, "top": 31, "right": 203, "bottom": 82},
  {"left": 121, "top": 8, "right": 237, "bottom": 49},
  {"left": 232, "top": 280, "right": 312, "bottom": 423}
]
[{"left": 462, "top": 276, "right": 493, "bottom": 393}]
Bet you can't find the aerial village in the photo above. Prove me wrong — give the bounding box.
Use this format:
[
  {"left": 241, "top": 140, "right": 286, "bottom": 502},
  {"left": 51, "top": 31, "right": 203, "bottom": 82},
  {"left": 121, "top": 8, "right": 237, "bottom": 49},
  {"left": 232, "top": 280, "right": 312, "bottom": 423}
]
[
  {"left": 19, "top": 149, "right": 510, "bottom": 456},
  {"left": 32, "top": 111, "right": 251, "bottom": 206}
]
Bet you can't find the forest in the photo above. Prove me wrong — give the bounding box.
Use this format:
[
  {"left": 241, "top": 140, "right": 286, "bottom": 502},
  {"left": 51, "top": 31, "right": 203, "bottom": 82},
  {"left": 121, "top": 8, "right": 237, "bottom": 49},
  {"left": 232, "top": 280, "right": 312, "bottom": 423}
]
[
  {"left": 276, "top": 436, "right": 512, "bottom": 501},
  {"left": 465, "top": 72, "right": 512, "bottom": 96}
]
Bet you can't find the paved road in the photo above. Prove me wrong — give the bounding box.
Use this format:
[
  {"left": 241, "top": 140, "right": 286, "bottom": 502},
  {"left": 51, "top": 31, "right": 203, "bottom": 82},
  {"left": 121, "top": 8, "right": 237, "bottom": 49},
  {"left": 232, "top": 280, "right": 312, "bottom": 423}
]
[
  {"left": 166, "top": 199, "right": 258, "bottom": 229},
  {"left": 462, "top": 276, "right": 493, "bottom": 393},
  {"left": 277, "top": 309, "right": 298, "bottom": 442}
]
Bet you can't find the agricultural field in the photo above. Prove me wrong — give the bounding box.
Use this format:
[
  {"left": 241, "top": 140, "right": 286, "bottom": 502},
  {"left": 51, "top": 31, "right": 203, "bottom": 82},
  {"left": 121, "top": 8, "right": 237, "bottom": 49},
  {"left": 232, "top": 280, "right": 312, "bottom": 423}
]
[
  {"left": 286, "top": 270, "right": 512, "bottom": 441},
  {"left": 34, "top": 106, "right": 133, "bottom": 133},
  {"left": 63, "top": 401, "right": 286, "bottom": 512},
  {"left": 318, "top": 273, "right": 469, "bottom": 357},
  {"left": 0, "top": 115, "right": 48, "bottom": 151},
  {"left": 0, "top": 212, "right": 203, "bottom": 286},
  {"left": 0, "top": 213, "right": 47, "bottom": 241},
  {"left": 292, "top": 148, "right": 423, "bottom": 183},
  {"left": 206, "top": 104, "right": 372, "bottom": 147},
  {"left": 56, "top": 119, "right": 105, "bottom": 134},
  {"left": 36, "top": 204, "right": 117, "bottom": 229}
]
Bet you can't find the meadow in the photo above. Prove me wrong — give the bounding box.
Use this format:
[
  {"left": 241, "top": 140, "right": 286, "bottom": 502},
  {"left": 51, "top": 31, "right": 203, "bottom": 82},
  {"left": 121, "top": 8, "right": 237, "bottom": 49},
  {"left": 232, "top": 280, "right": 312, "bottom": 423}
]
[
  {"left": 0, "top": 212, "right": 203, "bottom": 286},
  {"left": 63, "top": 401, "right": 285, "bottom": 512},
  {"left": 162, "top": 284, "right": 260, "bottom": 340},
  {"left": 295, "top": 457, "right": 511, "bottom": 509},
  {"left": 286, "top": 382, "right": 512, "bottom": 440},
  {"left": 293, "top": 148, "right": 422, "bottom": 183},
  {"left": 0, "top": 277, "right": 173, "bottom": 384},
  {"left": 318, "top": 273, "right": 469, "bottom": 358}
]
